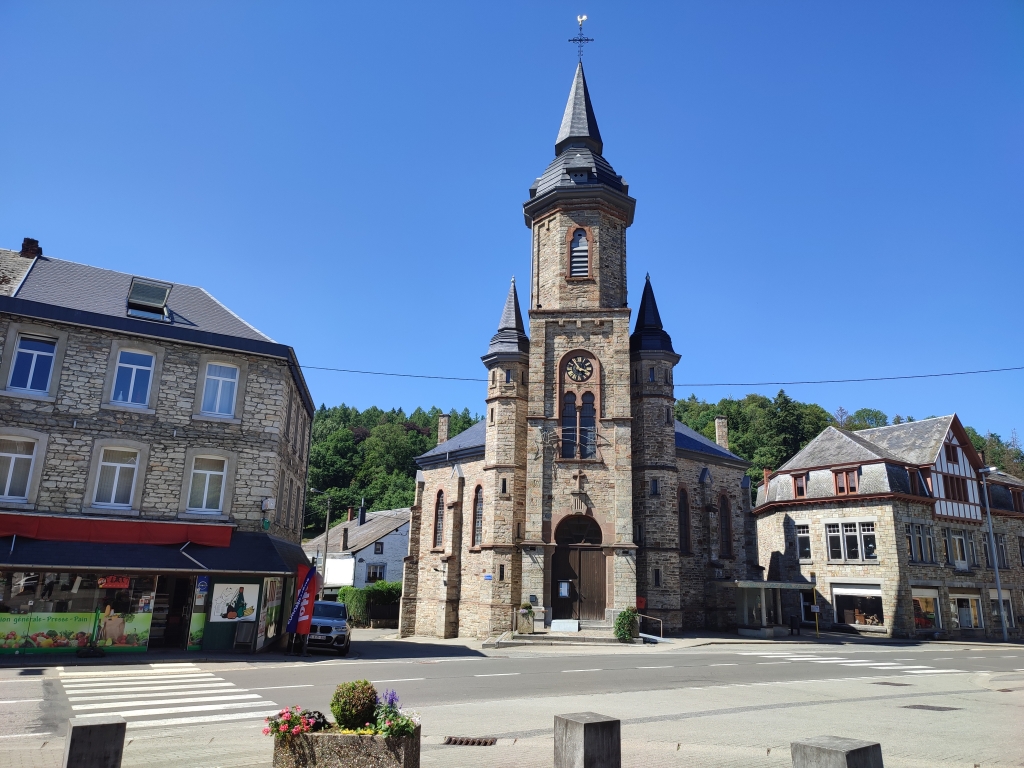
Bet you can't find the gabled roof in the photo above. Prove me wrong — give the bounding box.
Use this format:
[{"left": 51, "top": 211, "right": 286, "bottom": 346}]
[
  {"left": 855, "top": 415, "right": 957, "bottom": 466},
  {"left": 10, "top": 254, "right": 272, "bottom": 342},
  {"left": 415, "top": 419, "right": 486, "bottom": 468},
  {"left": 630, "top": 275, "right": 675, "bottom": 355},
  {"left": 555, "top": 63, "right": 603, "bottom": 155},
  {"left": 302, "top": 509, "right": 410, "bottom": 555},
  {"left": 482, "top": 278, "right": 529, "bottom": 364},
  {"left": 779, "top": 427, "right": 903, "bottom": 472},
  {"left": 675, "top": 421, "right": 749, "bottom": 465}
]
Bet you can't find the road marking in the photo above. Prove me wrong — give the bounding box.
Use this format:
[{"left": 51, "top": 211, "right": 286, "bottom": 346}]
[
  {"left": 0, "top": 699, "right": 44, "bottom": 705},
  {"left": 933, "top": 657, "right": 953, "bottom": 660},
  {"left": 125, "top": 710, "right": 282, "bottom": 730},
  {"left": 709, "top": 663, "right": 736, "bottom": 667},
  {"left": 562, "top": 669, "right": 603, "bottom": 673},
  {"left": 0, "top": 732, "right": 54, "bottom": 739},
  {"left": 64, "top": 683, "right": 234, "bottom": 695},
  {"left": 756, "top": 662, "right": 790, "bottom": 665},
  {"left": 636, "top": 666, "right": 673, "bottom": 669},
  {"left": 906, "top": 669, "right": 965, "bottom": 674},
  {"left": 369, "top": 678, "right": 425, "bottom": 683},
  {"left": 868, "top": 666, "right": 931, "bottom": 670},
  {"left": 150, "top": 663, "right": 199, "bottom": 668},
  {"left": 72, "top": 694, "right": 263, "bottom": 711},
  {"left": 69, "top": 689, "right": 250, "bottom": 702},
  {"left": 247, "top": 685, "right": 316, "bottom": 691},
  {"left": 474, "top": 673, "right": 520, "bottom": 677},
  {"left": 1001, "top": 655, "right": 1018, "bottom": 658},
  {"left": 61, "top": 674, "right": 218, "bottom": 686},
  {"left": 58, "top": 669, "right": 212, "bottom": 679},
  {"left": 76, "top": 700, "right": 279, "bottom": 719}
]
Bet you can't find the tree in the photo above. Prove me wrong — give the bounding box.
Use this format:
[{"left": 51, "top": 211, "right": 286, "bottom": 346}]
[{"left": 846, "top": 409, "right": 889, "bottom": 430}]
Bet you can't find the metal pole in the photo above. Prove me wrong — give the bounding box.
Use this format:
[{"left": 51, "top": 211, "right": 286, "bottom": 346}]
[
  {"left": 320, "top": 497, "right": 330, "bottom": 601},
  {"left": 980, "top": 471, "right": 1008, "bottom": 642}
]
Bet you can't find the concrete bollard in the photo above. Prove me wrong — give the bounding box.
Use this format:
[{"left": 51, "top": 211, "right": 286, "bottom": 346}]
[
  {"left": 791, "top": 736, "right": 883, "bottom": 768},
  {"left": 63, "top": 716, "right": 127, "bottom": 768},
  {"left": 554, "top": 712, "right": 620, "bottom": 768}
]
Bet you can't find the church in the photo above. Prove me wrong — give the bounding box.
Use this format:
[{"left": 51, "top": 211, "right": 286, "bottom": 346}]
[{"left": 399, "top": 63, "right": 759, "bottom": 638}]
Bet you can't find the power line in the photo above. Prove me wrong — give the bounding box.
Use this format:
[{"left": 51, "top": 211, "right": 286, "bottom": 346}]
[{"left": 300, "top": 363, "right": 1024, "bottom": 387}]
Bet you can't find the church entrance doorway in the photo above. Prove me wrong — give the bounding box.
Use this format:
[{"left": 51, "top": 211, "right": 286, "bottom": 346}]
[{"left": 551, "top": 516, "right": 606, "bottom": 621}]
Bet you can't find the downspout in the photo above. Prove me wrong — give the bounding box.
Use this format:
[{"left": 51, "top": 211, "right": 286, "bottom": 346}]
[{"left": 180, "top": 541, "right": 208, "bottom": 570}]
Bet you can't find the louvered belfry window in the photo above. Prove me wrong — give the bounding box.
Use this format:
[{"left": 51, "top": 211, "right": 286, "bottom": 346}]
[{"left": 569, "top": 229, "right": 589, "bottom": 277}]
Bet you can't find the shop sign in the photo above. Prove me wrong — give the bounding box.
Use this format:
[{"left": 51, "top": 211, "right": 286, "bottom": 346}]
[
  {"left": 210, "top": 584, "right": 257, "bottom": 622},
  {"left": 0, "top": 611, "right": 152, "bottom": 653},
  {"left": 97, "top": 576, "right": 131, "bottom": 589}
]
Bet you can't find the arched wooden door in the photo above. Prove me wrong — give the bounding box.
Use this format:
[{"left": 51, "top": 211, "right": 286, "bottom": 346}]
[{"left": 551, "top": 516, "right": 606, "bottom": 621}]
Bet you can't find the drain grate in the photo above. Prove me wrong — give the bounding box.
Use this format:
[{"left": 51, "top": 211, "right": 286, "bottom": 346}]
[
  {"left": 873, "top": 682, "right": 911, "bottom": 687},
  {"left": 902, "top": 705, "right": 960, "bottom": 712},
  {"left": 444, "top": 737, "right": 497, "bottom": 746}
]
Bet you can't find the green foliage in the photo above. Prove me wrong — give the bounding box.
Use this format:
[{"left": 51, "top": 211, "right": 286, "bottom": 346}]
[
  {"left": 305, "top": 404, "right": 479, "bottom": 536},
  {"left": 846, "top": 408, "right": 889, "bottom": 430},
  {"left": 330, "top": 680, "right": 378, "bottom": 730},
  {"left": 364, "top": 580, "right": 402, "bottom": 606},
  {"left": 614, "top": 607, "right": 638, "bottom": 642},
  {"left": 335, "top": 581, "right": 402, "bottom": 626},
  {"left": 965, "top": 427, "right": 1024, "bottom": 478}
]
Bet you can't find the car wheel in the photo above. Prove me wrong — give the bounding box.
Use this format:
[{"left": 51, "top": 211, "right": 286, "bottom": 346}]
[{"left": 338, "top": 640, "right": 350, "bottom": 656}]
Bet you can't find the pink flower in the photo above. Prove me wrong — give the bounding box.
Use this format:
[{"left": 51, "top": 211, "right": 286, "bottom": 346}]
[
  {"left": 292, "top": 726, "right": 301, "bottom": 735},
  {"left": 262, "top": 728, "right": 270, "bottom": 735},
  {"left": 279, "top": 724, "right": 288, "bottom": 732}
]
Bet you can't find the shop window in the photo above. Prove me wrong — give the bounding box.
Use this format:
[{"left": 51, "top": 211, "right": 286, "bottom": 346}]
[
  {"left": 912, "top": 593, "right": 941, "bottom": 631},
  {"left": 366, "top": 564, "right": 385, "bottom": 583},
  {"left": 795, "top": 524, "right": 811, "bottom": 560},
  {"left": 0, "top": 438, "right": 35, "bottom": 501},
  {"left": 949, "top": 596, "right": 984, "bottom": 629},
  {"left": 834, "top": 591, "right": 884, "bottom": 626},
  {"left": 834, "top": 469, "right": 858, "bottom": 495}
]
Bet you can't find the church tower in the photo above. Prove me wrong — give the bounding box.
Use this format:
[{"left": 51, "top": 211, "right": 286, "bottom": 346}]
[{"left": 521, "top": 63, "right": 638, "bottom": 625}]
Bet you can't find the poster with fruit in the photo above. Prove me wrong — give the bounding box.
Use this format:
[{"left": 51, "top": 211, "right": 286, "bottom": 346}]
[
  {"left": 96, "top": 606, "right": 152, "bottom": 652},
  {"left": 187, "top": 612, "right": 206, "bottom": 650},
  {"left": 210, "top": 583, "right": 257, "bottom": 622},
  {"left": 0, "top": 609, "right": 154, "bottom": 654}
]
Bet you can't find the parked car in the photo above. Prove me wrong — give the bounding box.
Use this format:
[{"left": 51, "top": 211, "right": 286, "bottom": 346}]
[{"left": 307, "top": 601, "right": 351, "bottom": 655}]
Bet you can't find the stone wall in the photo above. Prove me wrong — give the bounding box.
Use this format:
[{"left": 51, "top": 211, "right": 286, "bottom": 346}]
[{"left": 0, "top": 312, "right": 308, "bottom": 542}]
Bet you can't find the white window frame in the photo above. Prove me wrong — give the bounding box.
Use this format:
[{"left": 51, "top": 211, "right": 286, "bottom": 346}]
[
  {"left": 949, "top": 593, "right": 985, "bottom": 629},
  {"left": 951, "top": 530, "right": 969, "bottom": 570},
  {"left": 795, "top": 523, "right": 812, "bottom": 561},
  {"left": 989, "top": 589, "right": 1014, "bottom": 628},
  {"left": 366, "top": 563, "right": 386, "bottom": 583},
  {"left": 186, "top": 455, "right": 228, "bottom": 513},
  {"left": 92, "top": 448, "right": 140, "bottom": 509},
  {"left": 0, "top": 436, "right": 36, "bottom": 501},
  {"left": 831, "top": 584, "right": 884, "bottom": 627},
  {"left": 911, "top": 588, "right": 942, "bottom": 631},
  {"left": 825, "top": 519, "right": 877, "bottom": 562},
  {"left": 200, "top": 362, "right": 239, "bottom": 417},
  {"left": 111, "top": 348, "right": 155, "bottom": 407},
  {"left": 192, "top": 354, "right": 248, "bottom": 422},
  {"left": 7, "top": 334, "right": 57, "bottom": 393}
]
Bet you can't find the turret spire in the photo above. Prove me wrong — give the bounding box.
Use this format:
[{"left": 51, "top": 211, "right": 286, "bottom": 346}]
[
  {"left": 482, "top": 278, "right": 530, "bottom": 365},
  {"left": 630, "top": 275, "right": 675, "bottom": 354},
  {"left": 555, "top": 63, "right": 603, "bottom": 156}
]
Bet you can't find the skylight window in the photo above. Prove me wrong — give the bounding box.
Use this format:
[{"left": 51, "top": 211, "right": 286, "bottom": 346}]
[{"left": 126, "top": 278, "right": 172, "bottom": 322}]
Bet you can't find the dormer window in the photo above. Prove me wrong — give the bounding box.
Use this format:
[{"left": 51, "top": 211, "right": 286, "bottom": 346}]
[
  {"left": 794, "top": 474, "right": 808, "bottom": 498},
  {"left": 835, "top": 469, "right": 859, "bottom": 495},
  {"left": 126, "top": 278, "right": 172, "bottom": 322},
  {"left": 569, "top": 229, "right": 589, "bottom": 278}
]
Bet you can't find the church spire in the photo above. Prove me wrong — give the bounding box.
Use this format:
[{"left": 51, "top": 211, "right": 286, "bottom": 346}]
[
  {"left": 555, "top": 63, "right": 603, "bottom": 156},
  {"left": 630, "top": 275, "right": 676, "bottom": 355},
  {"left": 482, "top": 278, "right": 530, "bottom": 366}
]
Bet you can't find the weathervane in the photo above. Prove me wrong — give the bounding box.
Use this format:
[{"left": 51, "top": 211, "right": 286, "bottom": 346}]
[{"left": 569, "top": 15, "right": 593, "bottom": 62}]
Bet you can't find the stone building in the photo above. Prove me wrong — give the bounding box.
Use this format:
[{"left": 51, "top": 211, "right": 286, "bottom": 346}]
[
  {"left": 399, "top": 65, "right": 757, "bottom": 639},
  {"left": 0, "top": 240, "right": 312, "bottom": 654},
  {"left": 755, "top": 414, "right": 1024, "bottom": 640}
]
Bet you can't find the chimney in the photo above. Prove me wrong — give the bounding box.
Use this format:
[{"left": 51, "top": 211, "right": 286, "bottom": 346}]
[
  {"left": 358, "top": 498, "right": 367, "bottom": 526},
  {"left": 19, "top": 238, "right": 42, "bottom": 259},
  {"left": 714, "top": 416, "right": 729, "bottom": 450},
  {"left": 763, "top": 468, "right": 772, "bottom": 488},
  {"left": 347, "top": 506, "right": 354, "bottom": 521},
  {"left": 342, "top": 526, "right": 349, "bottom": 551},
  {"left": 437, "top": 413, "right": 450, "bottom": 444}
]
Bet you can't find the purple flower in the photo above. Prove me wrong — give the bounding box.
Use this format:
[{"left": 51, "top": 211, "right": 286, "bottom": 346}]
[{"left": 381, "top": 689, "right": 400, "bottom": 709}]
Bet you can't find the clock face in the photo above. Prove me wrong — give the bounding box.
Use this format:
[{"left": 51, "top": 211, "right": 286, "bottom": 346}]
[{"left": 566, "top": 356, "right": 594, "bottom": 383}]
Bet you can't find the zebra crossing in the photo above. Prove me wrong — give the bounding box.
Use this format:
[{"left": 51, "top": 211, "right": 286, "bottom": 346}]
[
  {"left": 58, "top": 662, "right": 281, "bottom": 729},
  {"left": 737, "top": 651, "right": 965, "bottom": 674}
]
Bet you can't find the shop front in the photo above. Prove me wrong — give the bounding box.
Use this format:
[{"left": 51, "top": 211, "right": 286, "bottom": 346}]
[
  {"left": 0, "top": 513, "right": 307, "bottom": 656},
  {"left": 830, "top": 583, "right": 885, "bottom": 631}
]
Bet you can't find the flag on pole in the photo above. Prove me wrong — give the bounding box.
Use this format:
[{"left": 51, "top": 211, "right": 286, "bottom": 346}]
[{"left": 287, "top": 564, "right": 317, "bottom": 635}]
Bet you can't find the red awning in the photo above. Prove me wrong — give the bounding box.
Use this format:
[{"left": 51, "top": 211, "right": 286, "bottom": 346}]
[{"left": 0, "top": 512, "right": 232, "bottom": 547}]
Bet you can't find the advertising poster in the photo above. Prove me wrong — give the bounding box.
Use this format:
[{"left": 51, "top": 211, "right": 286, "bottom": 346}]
[
  {"left": 187, "top": 613, "right": 206, "bottom": 650},
  {"left": 95, "top": 608, "right": 152, "bottom": 652},
  {"left": 210, "top": 583, "right": 257, "bottom": 622},
  {"left": 257, "top": 577, "right": 283, "bottom": 648},
  {"left": 0, "top": 611, "right": 152, "bottom": 653}
]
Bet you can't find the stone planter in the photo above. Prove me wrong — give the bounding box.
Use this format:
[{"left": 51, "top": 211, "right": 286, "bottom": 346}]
[
  {"left": 273, "top": 726, "right": 421, "bottom": 768},
  {"left": 516, "top": 613, "right": 534, "bottom": 634}
]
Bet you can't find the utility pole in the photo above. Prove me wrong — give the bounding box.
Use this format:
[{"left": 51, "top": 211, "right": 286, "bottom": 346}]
[
  {"left": 978, "top": 467, "right": 1008, "bottom": 642},
  {"left": 309, "top": 489, "right": 332, "bottom": 601}
]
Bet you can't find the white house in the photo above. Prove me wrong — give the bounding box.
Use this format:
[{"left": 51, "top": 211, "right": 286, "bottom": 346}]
[{"left": 302, "top": 508, "right": 410, "bottom": 598}]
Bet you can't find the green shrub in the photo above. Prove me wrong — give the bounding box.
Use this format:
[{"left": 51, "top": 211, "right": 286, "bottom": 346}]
[
  {"left": 331, "top": 680, "right": 378, "bottom": 730},
  {"left": 614, "top": 607, "right": 638, "bottom": 642},
  {"left": 336, "top": 586, "right": 368, "bottom": 625},
  {"left": 365, "top": 580, "right": 402, "bottom": 605}
]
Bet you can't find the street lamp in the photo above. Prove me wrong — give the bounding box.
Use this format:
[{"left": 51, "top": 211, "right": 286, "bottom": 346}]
[
  {"left": 309, "top": 488, "right": 332, "bottom": 601},
  {"left": 978, "top": 466, "right": 1008, "bottom": 642}
]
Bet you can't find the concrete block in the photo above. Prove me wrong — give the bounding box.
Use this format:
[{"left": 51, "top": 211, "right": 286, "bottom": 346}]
[
  {"left": 63, "top": 716, "right": 127, "bottom": 768},
  {"left": 791, "top": 736, "right": 883, "bottom": 768},
  {"left": 554, "top": 712, "right": 620, "bottom": 768},
  {"left": 551, "top": 619, "right": 580, "bottom": 632}
]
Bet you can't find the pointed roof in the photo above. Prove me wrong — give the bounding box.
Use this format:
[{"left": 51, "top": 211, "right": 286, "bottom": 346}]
[
  {"left": 630, "top": 275, "right": 676, "bottom": 355},
  {"left": 555, "top": 63, "right": 603, "bottom": 155},
  {"left": 481, "top": 278, "right": 529, "bottom": 365}
]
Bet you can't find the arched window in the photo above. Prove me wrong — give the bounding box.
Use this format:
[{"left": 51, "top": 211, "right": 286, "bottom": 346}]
[
  {"left": 569, "top": 229, "right": 589, "bottom": 277},
  {"left": 561, "top": 393, "right": 577, "bottom": 458},
  {"left": 433, "top": 491, "right": 445, "bottom": 549},
  {"left": 719, "top": 494, "right": 732, "bottom": 557},
  {"left": 679, "top": 488, "right": 691, "bottom": 554},
  {"left": 579, "top": 393, "right": 596, "bottom": 459},
  {"left": 473, "top": 486, "right": 483, "bottom": 547}
]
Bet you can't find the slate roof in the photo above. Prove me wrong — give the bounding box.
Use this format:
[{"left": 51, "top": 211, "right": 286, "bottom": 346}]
[
  {"left": 12, "top": 254, "right": 273, "bottom": 342},
  {"left": 482, "top": 278, "right": 529, "bottom": 364},
  {"left": 630, "top": 275, "right": 675, "bottom": 355},
  {"left": 675, "top": 421, "right": 749, "bottom": 465},
  {"left": 415, "top": 420, "right": 487, "bottom": 468},
  {"left": 854, "top": 416, "right": 955, "bottom": 466},
  {"left": 303, "top": 509, "right": 410, "bottom": 556},
  {"left": 779, "top": 427, "right": 904, "bottom": 472},
  {"left": 555, "top": 63, "right": 603, "bottom": 155}
]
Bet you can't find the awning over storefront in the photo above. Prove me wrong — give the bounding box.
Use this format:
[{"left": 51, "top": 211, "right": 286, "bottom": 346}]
[
  {"left": 0, "top": 531, "right": 309, "bottom": 575},
  {"left": 733, "top": 580, "right": 814, "bottom": 590},
  {"left": 0, "top": 512, "right": 232, "bottom": 547}
]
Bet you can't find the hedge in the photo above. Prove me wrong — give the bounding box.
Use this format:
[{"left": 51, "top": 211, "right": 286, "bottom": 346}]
[{"left": 334, "top": 580, "right": 402, "bottom": 626}]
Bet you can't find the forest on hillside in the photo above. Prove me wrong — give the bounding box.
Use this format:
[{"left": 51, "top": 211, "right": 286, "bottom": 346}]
[{"left": 302, "top": 394, "right": 1024, "bottom": 538}]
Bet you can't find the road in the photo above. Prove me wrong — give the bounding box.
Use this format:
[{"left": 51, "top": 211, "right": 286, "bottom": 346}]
[{"left": 1, "top": 636, "right": 1022, "bottom": 768}]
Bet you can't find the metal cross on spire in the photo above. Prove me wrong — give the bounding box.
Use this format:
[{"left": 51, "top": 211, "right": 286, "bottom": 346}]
[{"left": 569, "top": 15, "right": 593, "bottom": 62}]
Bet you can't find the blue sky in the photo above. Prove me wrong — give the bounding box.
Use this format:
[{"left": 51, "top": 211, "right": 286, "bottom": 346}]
[{"left": 2, "top": 2, "right": 1022, "bottom": 438}]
